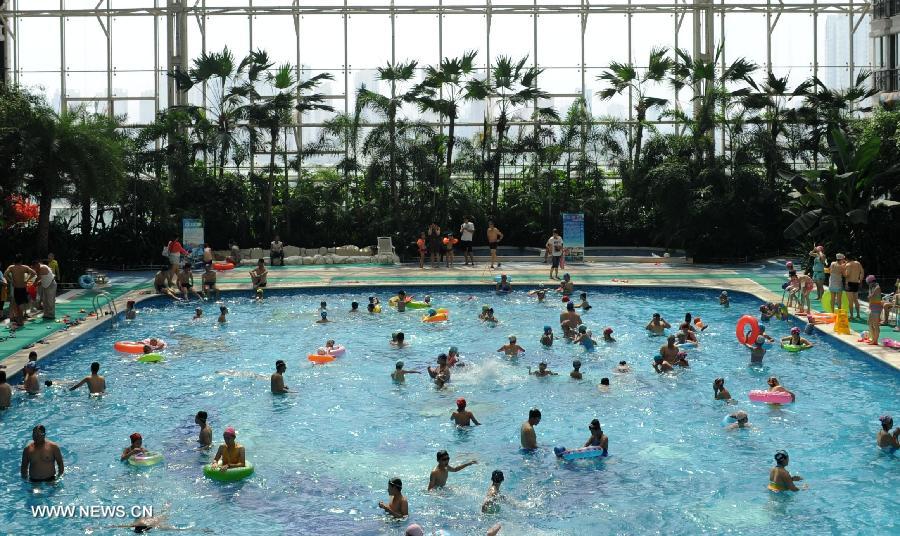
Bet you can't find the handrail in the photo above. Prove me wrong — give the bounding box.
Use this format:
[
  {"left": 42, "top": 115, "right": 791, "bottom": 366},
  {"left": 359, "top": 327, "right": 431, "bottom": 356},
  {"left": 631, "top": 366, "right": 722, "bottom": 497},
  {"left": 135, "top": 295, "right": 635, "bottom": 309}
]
[{"left": 91, "top": 291, "right": 118, "bottom": 320}]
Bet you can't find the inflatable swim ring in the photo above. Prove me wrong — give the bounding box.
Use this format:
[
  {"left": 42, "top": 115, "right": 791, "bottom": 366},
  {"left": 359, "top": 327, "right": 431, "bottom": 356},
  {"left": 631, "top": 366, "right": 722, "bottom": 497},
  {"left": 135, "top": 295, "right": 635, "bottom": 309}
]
[
  {"left": 808, "top": 313, "right": 835, "bottom": 324},
  {"left": 821, "top": 290, "right": 850, "bottom": 312},
  {"left": 114, "top": 341, "right": 147, "bottom": 354},
  {"left": 781, "top": 343, "right": 810, "bottom": 352},
  {"left": 735, "top": 315, "right": 760, "bottom": 344},
  {"left": 308, "top": 354, "right": 336, "bottom": 364},
  {"left": 882, "top": 339, "right": 900, "bottom": 349},
  {"left": 553, "top": 445, "right": 607, "bottom": 460},
  {"left": 388, "top": 296, "right": 413, "bottom": 306},
  {"left": 676, "top": 342, "right": 697, "bottom": 349},
  {"left": 212, "top": 262, "right": 235, "bottom": 271},
  {"left": 128, "top": 452, "right": 164, "bottom": 467},
  {"left": 316, "top": 345, "right": 345, "bottom": 357},
  {"left": 406, "top": 301, "right": 430, "bottom": 309},
  {"left": 203, "top": 462, "right": 254, "bottom": 482},
  {"left": 748, "top": 390, "right": 793, "bottom": 404},
  {"left": 137, "top": 353, "right": 164, "bottom": 363},
  {"left": 78, "top": 274, "right": 95, "bottom": 289},
  {"left": 423, "top": 312, "right": 449, "bottom": 323}
]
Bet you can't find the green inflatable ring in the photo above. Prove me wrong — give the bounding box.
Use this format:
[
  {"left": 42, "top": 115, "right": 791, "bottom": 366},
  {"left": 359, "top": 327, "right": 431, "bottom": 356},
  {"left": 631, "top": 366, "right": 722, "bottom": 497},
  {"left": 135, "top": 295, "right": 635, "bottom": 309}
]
[
  {"left": 821, "top": 290, "right": 850, "bottom": 312},
  {"left": 781, "top": 343, "right": 810, "bottom": 352},
  {"left": 128, "top": 452, "right": 164, "bottom": 467},
  {"left": 406, "top": 301, "right": 430, "bottom": 309},
  {"left": 137, "top": 353, "right": 164, "bottom": 363},
  {"left": 203, "top": 462, "right": 254, "bottom": 482}
]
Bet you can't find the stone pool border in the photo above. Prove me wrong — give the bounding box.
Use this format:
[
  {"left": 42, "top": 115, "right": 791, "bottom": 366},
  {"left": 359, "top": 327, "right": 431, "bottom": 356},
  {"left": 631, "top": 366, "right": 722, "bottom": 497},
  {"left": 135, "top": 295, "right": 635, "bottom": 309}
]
[{"left": 2, "top": 268, "right": 897, "bottom": 378}]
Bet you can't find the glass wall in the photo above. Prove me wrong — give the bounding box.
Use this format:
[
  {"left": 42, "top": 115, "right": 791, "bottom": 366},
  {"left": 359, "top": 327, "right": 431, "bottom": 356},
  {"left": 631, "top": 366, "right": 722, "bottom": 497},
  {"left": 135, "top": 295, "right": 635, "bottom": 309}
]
[{"left": 4, "top": 0, "right": 873, "bottom": 159}]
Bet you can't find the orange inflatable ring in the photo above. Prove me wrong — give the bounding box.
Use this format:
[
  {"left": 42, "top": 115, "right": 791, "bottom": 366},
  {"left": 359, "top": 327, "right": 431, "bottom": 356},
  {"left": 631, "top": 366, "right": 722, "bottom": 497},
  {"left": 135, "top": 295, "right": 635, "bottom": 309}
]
[
  {"left": 141, "top": 338, "right": 167, "bottom": 351},
  {"left": 308, "top": 354, "right": 336, "bottom": 364},
  {"left": 735, "top": 315, "right": 760, "bottom": 344},
  {"left": 423, "top": 313, "right": 449, "bottom": 323},
  {"left": 442, "top": 237, "right": 459, "bottom": 246},
  {"left": 808, "top": 313, "right": 835, "bottom": 324},
  {"left": 114, "top": 341, "right": 146, "bottom": 354},
  {"left": 213, "top": 262, "right": 235, "bottom": 271}
]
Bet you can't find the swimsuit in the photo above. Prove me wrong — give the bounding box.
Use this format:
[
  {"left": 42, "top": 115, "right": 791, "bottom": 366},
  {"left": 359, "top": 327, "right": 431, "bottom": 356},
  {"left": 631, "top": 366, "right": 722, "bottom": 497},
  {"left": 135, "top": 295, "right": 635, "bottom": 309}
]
[
  {"left": 489, "top": 242, "right": 499, "bottom": 250},
  {"left": 13, "top": 287, "right": 28, "bottom": 305},
  {"left": 30, "top": 475, "right": 56, "bottom": 483},
  {"left": 767, "top": 481, "right": 786, "bottom": 492}
]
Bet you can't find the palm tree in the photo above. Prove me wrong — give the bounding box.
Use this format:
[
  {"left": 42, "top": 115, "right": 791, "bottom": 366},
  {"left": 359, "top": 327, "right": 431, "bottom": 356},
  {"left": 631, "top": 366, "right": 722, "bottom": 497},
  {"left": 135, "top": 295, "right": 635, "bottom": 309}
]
[
  {"left": 416, "top": 51, "right": 479, "bottom": 178},
  {"left": 320, "top": 112, "right": 363, "bottom": 184},
  {"left": 597, "top": 47, "right": 673, "bottom": 175},
  {"left": 356, "top": 61, "right": 422, "bottom": 210},
  {"left": 170, "top": 47, "right": 274, "bottom": 180},
  {"left": 467, "top": 55, "right": 550, "bottom": 213}
]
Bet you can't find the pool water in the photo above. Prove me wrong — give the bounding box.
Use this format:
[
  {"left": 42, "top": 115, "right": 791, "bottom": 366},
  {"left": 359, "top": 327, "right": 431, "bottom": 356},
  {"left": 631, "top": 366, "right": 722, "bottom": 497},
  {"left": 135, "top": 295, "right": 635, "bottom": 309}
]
[{"left": 1, "top": 286, "right": 897, "bottom": 535}]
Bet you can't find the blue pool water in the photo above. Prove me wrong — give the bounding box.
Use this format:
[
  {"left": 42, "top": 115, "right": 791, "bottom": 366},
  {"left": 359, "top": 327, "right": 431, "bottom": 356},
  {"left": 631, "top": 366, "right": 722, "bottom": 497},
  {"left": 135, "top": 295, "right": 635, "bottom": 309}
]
[{"left": 1, "top": 286, "right": 897, "bottom": 535}]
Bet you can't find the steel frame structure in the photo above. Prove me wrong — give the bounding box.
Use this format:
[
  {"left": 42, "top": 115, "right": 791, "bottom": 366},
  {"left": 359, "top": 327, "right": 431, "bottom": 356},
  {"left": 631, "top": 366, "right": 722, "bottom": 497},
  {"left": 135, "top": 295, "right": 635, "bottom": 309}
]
[{"left": 1, "top": 0, "right": 872, "bottom": 167}]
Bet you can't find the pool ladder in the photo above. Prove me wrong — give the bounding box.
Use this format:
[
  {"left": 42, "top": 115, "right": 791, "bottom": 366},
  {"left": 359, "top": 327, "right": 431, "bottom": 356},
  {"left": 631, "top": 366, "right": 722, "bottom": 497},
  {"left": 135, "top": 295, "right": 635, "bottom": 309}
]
[{"left": 92, "top": 291, "right": 118, "bottom": 320}]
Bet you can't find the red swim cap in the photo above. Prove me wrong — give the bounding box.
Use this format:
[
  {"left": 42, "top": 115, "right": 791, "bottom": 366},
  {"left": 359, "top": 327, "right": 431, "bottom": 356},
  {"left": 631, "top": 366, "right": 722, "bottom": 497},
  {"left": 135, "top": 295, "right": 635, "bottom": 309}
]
[
  {"left": 130, "top": 433, "right": 142, "bottom": 442},
  {"left": 456, "top": 398, "right": 466, "bottom": 408}
]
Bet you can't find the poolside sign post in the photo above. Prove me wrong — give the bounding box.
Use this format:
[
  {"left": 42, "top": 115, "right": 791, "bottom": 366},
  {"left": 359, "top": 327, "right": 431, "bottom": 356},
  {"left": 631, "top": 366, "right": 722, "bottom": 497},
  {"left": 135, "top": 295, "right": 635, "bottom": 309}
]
[
  {"left": 182, "top": 218, "right": 204, "bottom": 251},
  {"left": 562, "top": 213, "right": 584, "bottom": 262}
]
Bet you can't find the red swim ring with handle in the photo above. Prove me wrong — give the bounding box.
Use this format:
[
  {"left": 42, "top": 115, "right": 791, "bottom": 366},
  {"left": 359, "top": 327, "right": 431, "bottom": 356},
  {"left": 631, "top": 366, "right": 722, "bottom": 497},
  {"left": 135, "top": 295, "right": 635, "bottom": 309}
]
[
  {"left": 212, "top": 262, "right": 235, "bottom": 271},
  {"left": 735, "top": 315, "right": 760, "bottom": 344}
]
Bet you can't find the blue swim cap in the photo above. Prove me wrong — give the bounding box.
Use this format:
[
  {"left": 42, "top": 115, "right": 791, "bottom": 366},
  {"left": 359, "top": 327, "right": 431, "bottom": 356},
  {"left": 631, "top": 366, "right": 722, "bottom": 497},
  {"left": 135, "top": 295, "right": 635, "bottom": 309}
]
[
  {"left": 553, "top": 446, "right": 567, "bottom": 457},
  {"left": 428, "top": 309, "right": 437, "bottom": 316},
  {"left": 544, "top": 325, "right": 552, "bottom": 332},
  {"left": 449, "top": 346, "right": 458, "bottom": 354},
  {"left": 654, "top": 355, "right": 664, "bottom": 362}
]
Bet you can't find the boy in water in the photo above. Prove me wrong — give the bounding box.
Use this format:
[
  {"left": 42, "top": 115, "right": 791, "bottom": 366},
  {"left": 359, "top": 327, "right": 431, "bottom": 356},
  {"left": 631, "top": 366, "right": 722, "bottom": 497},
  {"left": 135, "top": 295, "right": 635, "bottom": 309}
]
[
  {"left": 602, "top": 327, "right": 615, "bottom": 342},
  {"left": 195, "top": 411, "right": 212, "bottom": 449},
  {"left": 202, "top": 265, "right": 219, "bottom": 300},
  {"left": 528, "top": 284, "right": 547, "bottom": 302},
  {"left": 120, "top": 432, "right": 146, "bottom": 461},
  {"left": 876, "top": 415, "right": 900, "bottom": 450},
  {"left": 451, "top": 398, "right": 481, "bottom": 426},
  {"left": 745, "top": 336, "right": 767, "bottom": 364},
  {"left": 528, "top": 362, "right": 558, "bottom": 377},
  {"left": 193, "top": 308, "right": 203, "bottom": 320},
  {"left": 481, "top": 470, "right": 505, "bottom": 514},
  {"left": 428, "top": 450, "right": 477, "bottom": 490},
  {"left": 652, "top": 355, "right": 674, "bottom": 373},
  {"left": 217, "top": 306, "right": 228, "bottom": 323},
  {"left": 427, "top": 354, "right": 452, "bottom": 384},
  {"left": 378, "top": 478, "right": 408, "bottom": 519},
  {"left": 391, "top": 361, "right": 421, "bottom": 383},
  {"left": 575, "top": 292, "right": 592, "bottom": 310},
  {"left": 316, "top": 311, "right": 330, "bottom": 324},
  {"left": 570, "top": 360, "right": 583, "bottom": 379},
  {"left": 719, "top": 291, "right": 729, "bottom": 307},
  {"left": 69, "top": 362, "right": 106, "bottom": 395},
  {"left": 497, "top": 336, "right": 525, "bottom": 357},
  {"left": 390, "top": 332, "right": 407, "bottom": 348},
  {"left": 540, "top": 326, "right": 554, "bottom": 347},
  {"left": 574, "top": 325, "right": 596, "bottom": 350},
  {"left": 615, "top": 360, "right": 631, "bottom": 373},
  {"left": 124, "top": 301, "right": 137, "bottom": 320},
  {"left": 350, "top": 301, "right": 359, "bottom": 313}
]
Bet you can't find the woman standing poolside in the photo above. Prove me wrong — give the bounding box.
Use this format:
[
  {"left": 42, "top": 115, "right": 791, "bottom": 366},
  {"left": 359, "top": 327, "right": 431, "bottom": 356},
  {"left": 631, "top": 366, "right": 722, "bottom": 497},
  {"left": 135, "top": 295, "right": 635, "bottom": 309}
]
[{"left": 809, "top": 245, "right": 827, "bottom": 300}]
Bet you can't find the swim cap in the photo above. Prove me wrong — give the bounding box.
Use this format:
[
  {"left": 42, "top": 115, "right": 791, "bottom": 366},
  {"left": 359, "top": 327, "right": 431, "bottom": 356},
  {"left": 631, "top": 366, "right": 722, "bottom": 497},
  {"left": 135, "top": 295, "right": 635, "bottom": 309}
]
[
  {"left": 866, "top": 275, "right": 876, "bottom": 283},
  {"left": 720, "top": 291, "right": 727, "bottom": 296},
  {"left": 566, "top": 302, "right": 575, "bottom": 310},
  {"left": 130, "top": 433, "right": 142, "bottom": 442},
  {"left": 428, "top": 309, "right": 437, "bottom": 316},
  {"left": 449, "top": 346, "right": 458, "bottom": 354},
  {"left": 654, "top": 355, "right": 664, "bottom": 362},
  {"left": 791, "top": 327, "right": 800, "bottom": 335},
  {"left": 756, "top": 336, "right": 765, "bottom": 345},
  {"left": 603, "top": 327, "right": 613, "bottom": 334},
  {"left": 544, "top": 325, "right": 552, "bottom": 332},
  {"left": 224, "top": 427, "right": 236, "bottom": 438},
  {"left": 578, "top": 324, "right": 587, "bottom": 333},
  {"left": 396, "top": 361, "right": 404, "bottom": 369},
  {"left": 553, "top": 446, "right": 567, "bottom": 457},
  {"left": 437, "top": 353, "right": 448, "bottom": 361},
  {"left": 835, "top": 253, "right": 845, "bottom": 260},
  {"left": 482, "top": 305, "right": 490, "bottom": 311},
  {"left": 389, "top": 477, "right": 402, "bottom": 490},
  {"left": 456, "top": 398, "right": 466, "bottom": 408},
  {"left": 561, "top": 296, "right": 570, "bottom": 302},
  {"left": 786, "top": 261, "right": 793, "bottom": 268},
  {"left": 405, "top": 524, "right": 424, "bottom": 536},
  {"left": 774, "top": 450, "right": 788, "bottom": 463},
  {"left": 491, "top": 469, "right": 504, "bottom": 483}
]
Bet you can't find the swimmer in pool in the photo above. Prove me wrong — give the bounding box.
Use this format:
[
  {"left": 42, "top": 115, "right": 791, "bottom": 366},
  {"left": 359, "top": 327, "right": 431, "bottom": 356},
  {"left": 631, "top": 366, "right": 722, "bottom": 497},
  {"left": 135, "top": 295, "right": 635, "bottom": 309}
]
[
  {"left": 390, "top": 332, "right": 408, "bottom": 348},
  {"left": 447, "top": 346, "right": 462, "bottom": 366},
  {"left": 745, "top": 336, "right": 767, "bottom": 365},
  {"left": 660, "top": 335, "right": 679, "bottom": 363},
  {"left": 428, "top": 449, "right": 477, "bottom": 490},
  {"left": 254, "top": 288, "right": 264, "bottom": 301},
  {"left": 271, "top": 360, "right": 289, "bottom": 394},
  {"left": 767, "top": 376, "right": 795, "bottom": 401},
  {"left": 121, "top": 432, "right": 147, "bottom": 461},
  {"left": 570, "top": 360, "right": 583, "bottom": 380},
  {"left": 103, "top": 512, "right": 207, "bottom": 533},
  {"left": 394, "top": 290, "right": 407, "bottom": 312},
  {"left": 495, "top": 274, "right": 512, "bottom": 292},
  {"left": 21, "top": 424, "right": 64, "bottom": 482},
  {"left": 615, "top": 360, "right": 631, "bottom": 373},
  {"left": 602, "top": 327, "right": 615, "bottom": 342},
  {"left": 575, "top": 292, "right": 592, "bottom": 310},
  {"left": 391, "top": 361, "right": 421, "bottom": 382},
  {"left": 678, "top": 323, "right": 698, "bottom": 343},
  {"left": 719, "top": 290, "right": 729, "bottom": 307},
  {"left": 427, "top": 354, "right": 451, "bottom": 385},
  {"left": 584, "top": 419, "right": 609, "bottom": 454},
  {"left": 598, "top": 377, "right": 610, "bottom": 392},
  {"left": 646, "top": 313, "right": 671, "bottom": 335},
  {"left": 574, "top": 326, "right": 596, "bottom": 350},
  {"left": 521, "top": 408, "right": 541, "bottom": 450},
  {"left": 195, "top": 411, "right": 212, "bottom": 449},
  {"left": 780, "top": 327, "right": 813, "bottom": 349},
  {"left": 192, "top": 308, "right": 203, "bottom": 320},
  {"left": 559, "top": 303, "right": 583, "bottom": 339},
  {"left": 724, "top": 411, "right": 751, "bottom": 431},
  {"left": 316, "top": 310, "right": 330, "bottom": 324},
  {"left": 673, "top": 351, "right": 690, "bottom": 367},
  {"left": 350, "top": 301, "right": 359, "bottom": 313},
  {"left": 451, "top": 398, "right": 481, "bottom": 426},
  {"left": 540, "top": 326, "right": 554, "bottom": 347},
  {"left": 876, "top": 415, "right": 900, "bottom": 450},
  {"left": 481, "top": 470, "right": 505, "bottom": 513},
  {"left": 479, "top": 305, "right": 491, "bottom": 320},
  {"left": 125, "top": 300, "right": 137, "bottom": 320},
  {"left": 212, "top": 427, "right": 245, "bottom": 470},
  {"left": 652, "top": 355, "right": 674, "bottom": 373},
  {"left": 713, "top": 378, "right": 732, "bottom": 401},
  {"left": 378, "top": 478, "right": 408, "bottom": 519},
  {"left": 217, "top": 306, "right": 228, "bottom": 323},
  {"left": 498, "top": 336, "right": 525, "bottom": 357},
  {"left": 20, "top": 362, "right": 40, "bottom": 394},
  {"left": 528, "top": 362, "right": 558, "bottom": 377},
  {"left": 69, "top": 361, "right": 106, "bottom": 394},
  {"left": 768, "top": 450, "right": 804, "bottom": 491},
  {"left": 527, "top": 284, "right": 547, "bottom": 302},
  {"left": 483, "top": 308, "right": 499, "bottom": 323},
  {"left": 0, "top": 372, "right": 11, "bottom": 409}
]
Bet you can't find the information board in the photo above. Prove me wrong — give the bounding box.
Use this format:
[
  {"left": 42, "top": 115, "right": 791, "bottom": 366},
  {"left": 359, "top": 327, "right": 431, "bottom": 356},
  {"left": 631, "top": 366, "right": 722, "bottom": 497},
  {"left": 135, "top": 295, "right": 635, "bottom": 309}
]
[
  {"left": 562, "top": 213, "right": 585, "bottom": 262},
  {"left": 182, "top": 218, "right": 204, "bottom": 250}
]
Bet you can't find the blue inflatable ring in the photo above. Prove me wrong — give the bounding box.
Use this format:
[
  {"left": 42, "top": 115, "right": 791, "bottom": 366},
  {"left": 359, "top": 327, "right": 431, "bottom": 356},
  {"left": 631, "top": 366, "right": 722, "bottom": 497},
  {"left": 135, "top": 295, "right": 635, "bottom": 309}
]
[{"left": 78, "top": 274, "right": 95, "bottom": 289}]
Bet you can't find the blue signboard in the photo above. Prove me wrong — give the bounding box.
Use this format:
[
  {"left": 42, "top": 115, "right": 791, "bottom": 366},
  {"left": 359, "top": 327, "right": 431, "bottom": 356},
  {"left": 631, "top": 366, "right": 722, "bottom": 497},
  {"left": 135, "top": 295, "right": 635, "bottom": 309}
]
[
  {"left": 182, "top": 218, "right": 204, "bottom": 250},
  {"left": 562, "top": 213, "right": 585, "bottom": 262}
]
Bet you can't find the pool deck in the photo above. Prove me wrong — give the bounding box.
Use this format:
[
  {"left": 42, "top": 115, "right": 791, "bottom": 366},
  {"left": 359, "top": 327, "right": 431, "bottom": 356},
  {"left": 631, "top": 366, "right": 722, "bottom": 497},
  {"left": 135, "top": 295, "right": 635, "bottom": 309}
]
[{"left": 2, "top": 260, "right": 898, "bottom": 376}]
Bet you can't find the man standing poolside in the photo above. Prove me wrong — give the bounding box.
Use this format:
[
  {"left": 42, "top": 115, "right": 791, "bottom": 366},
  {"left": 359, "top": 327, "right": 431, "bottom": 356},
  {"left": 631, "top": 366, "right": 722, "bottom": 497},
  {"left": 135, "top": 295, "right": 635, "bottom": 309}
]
[
  {"left": 521, "top": 408, "right": 541, "bottom": 450},
  {"left": 4, "top": 254, "right": 36, "bottom": 326},
  {"left": 486, "top": 221, "right": 504, "bottom": 269},
  {"left": 21, "top": 424, "right": 64, "bottom": 482},
  {"left": 271, "top": 360, "right": 289, "bottom": 393},
  {"left": 546, "top": 229, "right": 564, "bottom": 280},
  {"left": 460, "top": 216, "right": 475, "bottom": 266},
  {"left": 843, "top": 255, "right": 864, "bottom": 319},
  {"left": 69, "top": 362, "right": 106, "bottom": 394},
  {"left": 31, "top": 259, "right": 57, "bottom": 320}
]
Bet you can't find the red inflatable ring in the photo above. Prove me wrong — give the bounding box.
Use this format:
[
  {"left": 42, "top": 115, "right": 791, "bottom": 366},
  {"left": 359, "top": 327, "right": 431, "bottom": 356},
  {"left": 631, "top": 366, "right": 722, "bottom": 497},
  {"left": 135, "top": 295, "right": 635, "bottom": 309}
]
[
  {"left": 114, "top": 341, "right": 146, "bottom": 354},
  {"left": 213, "top": 262, "right": 235, "bottom": 271},
  {"left": 735, "top": 315, "right": 760, "bottom": 345}
]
